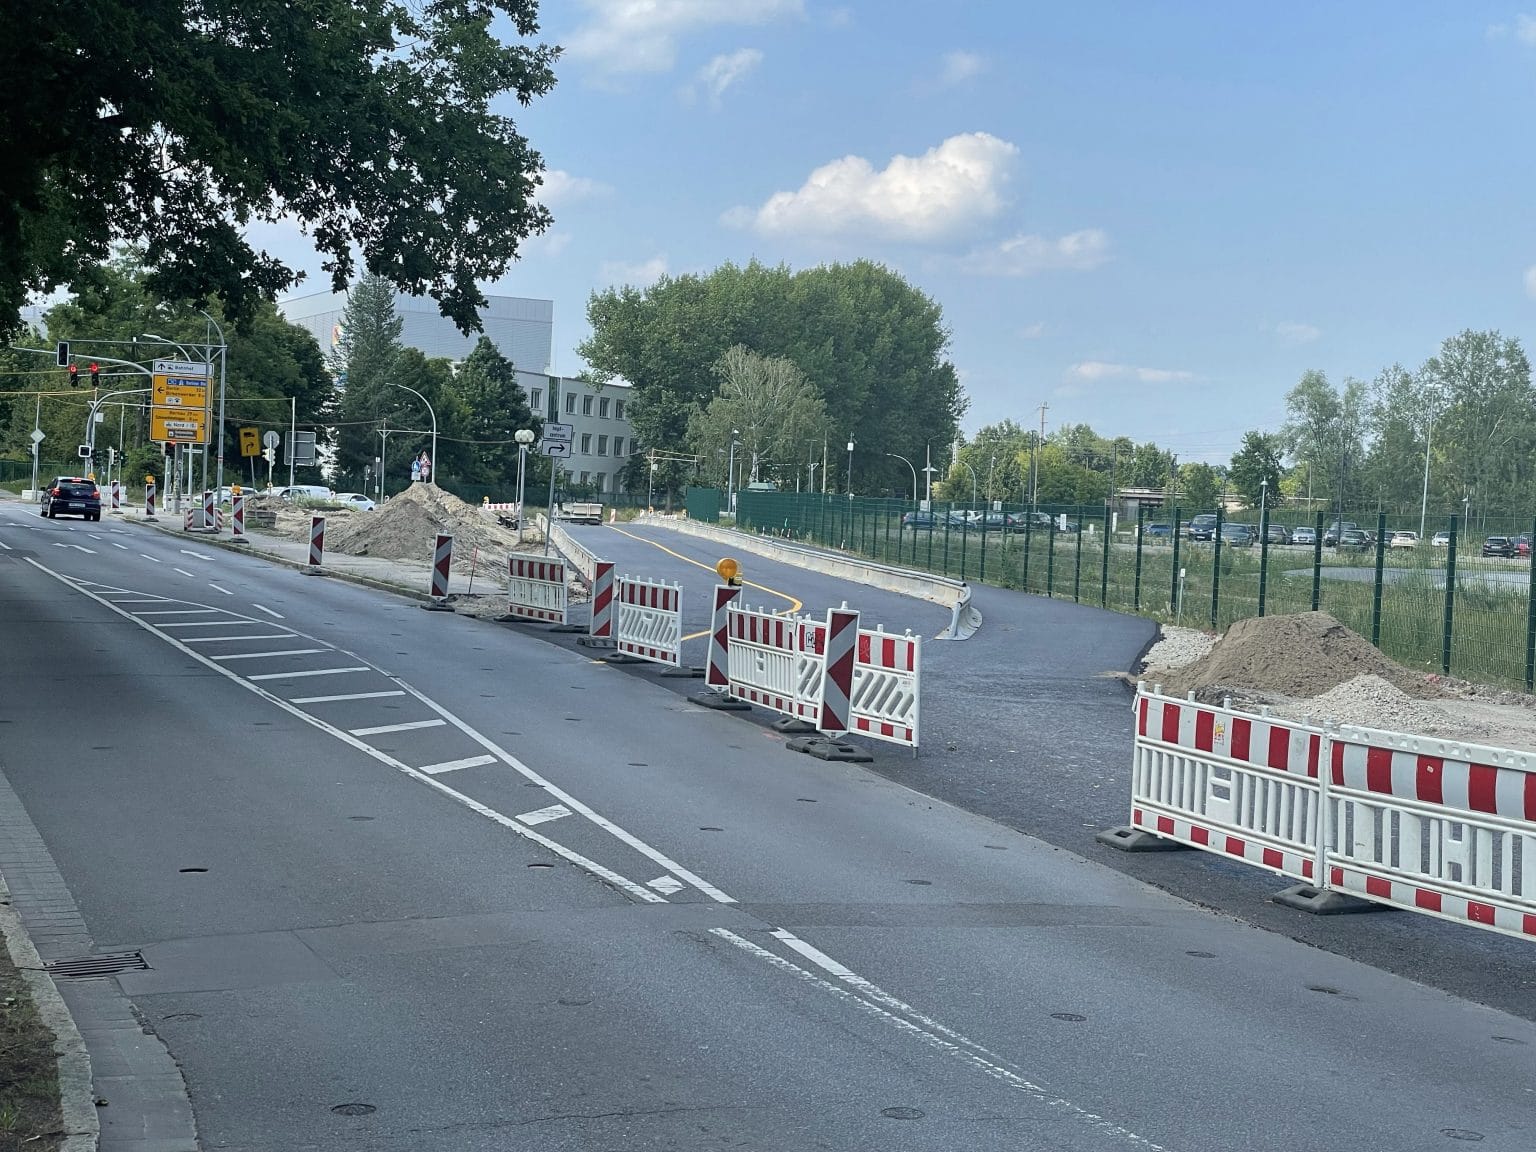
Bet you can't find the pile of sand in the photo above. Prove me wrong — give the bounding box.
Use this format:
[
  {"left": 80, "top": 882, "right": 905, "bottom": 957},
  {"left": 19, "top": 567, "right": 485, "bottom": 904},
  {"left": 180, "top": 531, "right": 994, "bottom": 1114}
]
[
  {"left": 1155, "top": 611, "right": 1440, "bottom": 702},
  {"left": 324, "top": 484, "right": 536, "bottom": 572}
]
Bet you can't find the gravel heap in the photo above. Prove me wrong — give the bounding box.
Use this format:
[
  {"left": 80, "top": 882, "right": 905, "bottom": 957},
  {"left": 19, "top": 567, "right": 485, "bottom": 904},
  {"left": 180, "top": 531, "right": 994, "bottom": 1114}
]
[
  {"left": 1269, "top": 674, "right": 1454, "bottom": 733},
  {"left": 1156, "top": 611, "right": 1440, "bottom": 702},
  {"left": 1138, "top": 626, "right": 1217, "bottom": 682}
]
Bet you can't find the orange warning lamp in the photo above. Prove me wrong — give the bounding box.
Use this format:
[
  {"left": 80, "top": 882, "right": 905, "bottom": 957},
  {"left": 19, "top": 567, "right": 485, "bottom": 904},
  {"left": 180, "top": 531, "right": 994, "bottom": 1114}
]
[{"left": 715, "top": 557, "right": 741, "bottom": 586}]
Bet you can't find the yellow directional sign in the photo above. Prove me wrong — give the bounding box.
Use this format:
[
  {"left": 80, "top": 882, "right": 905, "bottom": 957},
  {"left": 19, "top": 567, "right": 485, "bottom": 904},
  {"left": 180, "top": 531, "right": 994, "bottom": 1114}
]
[
  {"left": 151, "top": 409, "right": 206, "bottom": 441},
  {"left": 238, "top": 427, "right": 261, "bottom": 458},
  {"left": 152, "top": 375, "right": 208, "bottom": 407},
  {"left": 151, "top": 372, "right": 209, "bottom": 443}
]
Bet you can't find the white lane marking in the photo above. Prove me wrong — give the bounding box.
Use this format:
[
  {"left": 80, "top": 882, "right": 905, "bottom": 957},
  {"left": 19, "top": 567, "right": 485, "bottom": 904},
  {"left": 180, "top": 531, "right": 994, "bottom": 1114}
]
[
  {"left": 179, "top": 549, "right": 215, "bottom": 560},
  {"left": 516, "top": 803, "right": 571, "bottom": 826},
  {"left": 183, "top": 634, "right": 295, "bottom": 644},
  {"left": 709, "top": 929, "right": 1170, "bottom": 1152},
  {"left": 648, "top": 876, "right": 685, "bottom": 895},
  {"left": 390, "top": 680, "right": 737, "bottom": 904},
  {"left": 52, "top": 543, "right": 95, "bottom": 553},
  {"left": 349, "top": 719, "right": 446, "bottom": 736},
  {"left": 140, "top": 554, "right": 162, "bottom": 563},
  {"left": 418, "top": 754, "right": 498, "bottom": 776},
  {"left": 251, "top": 604, "right": 284, "bottom": 619},
  {"left": 0, "top": 538, "right": 9, "bottom": 551},
  {"left": 248, "top": 666, "right": 370, "bottom": 681},
  {"left": 173, "top": 567, "right": 197, "bottom": 578},
  {"left": 136, "top": 609, "right": 219, "bottom": 616},
  {"left": 212, "top": 648, "right": 328, "bottom": 662},
  {"left": 112, "top": 542, "right": 128, "bottom": 550},
  {"left": 87, "top": 534, "right": 104, "bottom": 540},
  {"left": 291, "top": 690, "right": 405, "bottom": 704},
  {"left": 158, "top": 620, "right": 265, "bottom": 628},
  {"left": 208, "top": 583, "right": 233, "bottom": 595}
]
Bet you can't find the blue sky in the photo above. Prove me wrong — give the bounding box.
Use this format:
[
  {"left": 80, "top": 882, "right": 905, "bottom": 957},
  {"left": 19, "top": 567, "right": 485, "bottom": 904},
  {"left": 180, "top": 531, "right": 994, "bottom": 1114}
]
[{"left": 257, "top": 2, "right": 1536, "bottom": 464}]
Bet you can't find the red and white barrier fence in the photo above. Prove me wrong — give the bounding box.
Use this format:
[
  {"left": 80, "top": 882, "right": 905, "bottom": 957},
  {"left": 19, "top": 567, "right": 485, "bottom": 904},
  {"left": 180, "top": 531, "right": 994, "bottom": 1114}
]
[
  {"left": 186, "top": 507, "right": 225, "bottom": 531},
  {"left": 724, "top": 602, "right": 861, "bottom": 736},
  {"left": 430, "top": 534, "right": 453, "bottom": 599},
  {"left": 507, "top": 557, "right": 567, "bottom": 623},
  {"left": 851, "top": 627, "right": 922, "bottom": 749},
  {"left": 589, "top": 561, "right": 615, "bottom": 640},
  {"left": 1108, "top": 685, "right": 1536, "bottom": 943},
  {"left": 615, "top": 575, "right": 682, "bottom": 666},
  {"left": 308, "top": 515, "right": 325, "bottom": 567}
]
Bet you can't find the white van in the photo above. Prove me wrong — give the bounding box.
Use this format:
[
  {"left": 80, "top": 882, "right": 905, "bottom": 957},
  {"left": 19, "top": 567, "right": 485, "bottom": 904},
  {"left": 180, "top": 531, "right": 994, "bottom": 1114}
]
[{"left": 274, "top": 485, "right": 332, "bottom": 503}]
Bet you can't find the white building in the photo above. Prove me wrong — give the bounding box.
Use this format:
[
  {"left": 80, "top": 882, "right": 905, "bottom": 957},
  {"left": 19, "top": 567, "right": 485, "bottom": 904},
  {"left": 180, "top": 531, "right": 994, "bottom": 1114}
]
[{"left": 519, "top": 371, "right": 637, "bottom": 496}]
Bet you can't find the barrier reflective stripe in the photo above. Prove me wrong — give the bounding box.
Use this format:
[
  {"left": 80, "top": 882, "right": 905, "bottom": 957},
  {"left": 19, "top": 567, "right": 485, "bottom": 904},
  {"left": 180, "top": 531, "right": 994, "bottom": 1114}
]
[
  {"left": 615, "top": 575, "right": 681, "bottom": 666},
  {"left": 231, "top": 493, "right": 247, "bottom": 540},
  {"left": 110, "top": 480, "right": 121, "bottom": 510},
  {"left": 308, "top": 515, "right": 325, "bottom": 566},
  {"left": 187, "top": 507, "right": 225, "bottom": 530},
  {"left": 508, "top": 557, "right": 567, "bottom": 623},
  {"left": 706, "top": 585, "right": 741, "bottom": 687},
  {"left": 430, "top": 534, "right": 453, "bottom": 599},
  {"left": 590, "top": 562, "right": 616, "bottom": 639},
  {"left": 850, "top": 627, "right": 921, "bottom": 748}
]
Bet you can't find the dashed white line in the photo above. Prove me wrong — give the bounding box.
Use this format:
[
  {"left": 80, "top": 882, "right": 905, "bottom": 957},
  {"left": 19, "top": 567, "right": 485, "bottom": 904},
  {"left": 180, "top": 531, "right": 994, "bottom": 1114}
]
[
  {"left": 251, "top": 604, "right": 284, "bottom": 619},
  {"left": 290, "top": 690, "right": 405, "bottom": 704},
  {"left": 248, "top": 666, "right": 370, "bottom": 681},
  {"left": 158, "top": 620, "right": 262, "bottom": 628},
  {"left": 136, "top": 609, "right": 219, "bottom": 616},
  {"left": 140, "top": 554, "right": 162, "bottom": 563},
  {"left": 173, "top": 567, "right": 197, "bottom": 578},
  {"left": 212, "top": 648, "right": 327, "bottom": 662},
  {"left": 112, "top": 542, "right": 128, "bottom": 550},
  {"left": 208, "top": 583, "right": 233, "bottom": 595},
  {"left": 179, "top": 549, "right": 215, "bottom": 560},
  {"left": 349, "top": 719, "right": 447, "bottom": 736},
  {"left": 183, "top": 634, "right": 295, "bottom": 644},
  {"left": 516, "top": 803, "right": 572, "bottom": 826},
  {"left": 418, "top": 754, "right": 498, "bottom": 776}
]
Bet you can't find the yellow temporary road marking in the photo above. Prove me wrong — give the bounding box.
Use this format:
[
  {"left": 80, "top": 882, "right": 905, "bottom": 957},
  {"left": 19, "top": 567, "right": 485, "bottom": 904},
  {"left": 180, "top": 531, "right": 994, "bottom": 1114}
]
[{"left": 607, "top": 525, "right": 803, "bottom": 614}]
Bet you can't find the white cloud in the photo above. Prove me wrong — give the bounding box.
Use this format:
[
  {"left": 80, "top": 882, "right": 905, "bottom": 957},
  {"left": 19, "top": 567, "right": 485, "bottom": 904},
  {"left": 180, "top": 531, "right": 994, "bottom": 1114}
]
[
  {"left": 1274, "top": 321, "right": 1321, "bottom": 344},
  {"left": 1524, "top": 265, "right": 1536, "bottom": 298},
  {"left": 1019, "top": 322, "right": 1046, "bottom": 339},
  {"left": 599, "top": 255, "right": 668, "bottom": 287},
  {"left": 568, "top": 0, "right": 802, "bottom": 74},
  {"left": 939, "top": 50, "right": 987, "bottom": 86},
  {"left": 1488, "top": 15, "right": 1536, "bottom": 43},
  {"left": 726, "top": 132, "right": 1018, "bottom": 241},
  {"left": 524, "top": 232, "right": 572, "bottom": 257},
  {"left": 1070, "top": 361, "right": 1194, "bottom": 384},
  {"left": 958, "top": 228, "right": 1109, "bottom": 276},
  {"left": 695, "top": 47, "right": 763, "bottom": 102},
  {"left": 537, "top": 169, "right": 610, "bottom": 206}
]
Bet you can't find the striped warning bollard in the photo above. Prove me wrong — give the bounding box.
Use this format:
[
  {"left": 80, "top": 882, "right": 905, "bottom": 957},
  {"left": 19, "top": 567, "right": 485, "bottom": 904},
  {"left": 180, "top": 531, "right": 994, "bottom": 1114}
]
[
  {"left": 691, "top": 584, "right": 752, "bottom": 711},
  {"left": 230, "top": 492, "right": 249, "bottom": 543},
  {"left": 144, "top": 480, "right": 157, "bottom": 522},
  {"left": 422, "top": 533, "right": 454, "bottom": 611},
  {"left": 816, "top": 605, "right": 860, "bottom": 738},
  {"left": 110, "top": 480, "right": 121, "bottom": 514},
  {"left": 304, "top": 515, "right": 325, "bottom": 573},
  {"left": 578, "top": 561, "right": 616, "bottom": 647}
]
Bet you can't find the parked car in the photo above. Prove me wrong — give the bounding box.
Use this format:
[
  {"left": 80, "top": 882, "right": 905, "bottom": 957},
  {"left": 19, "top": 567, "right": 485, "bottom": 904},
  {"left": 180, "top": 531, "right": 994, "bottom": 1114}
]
[
  {"left": 1144, "top": 522, "right": 1173, "bottom": 539},
  {"left": 1516, "top": 534, "right": 1532, "bottom": 557},
  {"left": 1264, "top": 523, "right": 1290, "bottom": 545},
  {"left": 275, "top": 484, "right": 332, "bottom": 503},
  {"left": 1188, "top": 513, "right": 1218, "bottom": 541},
  {"left": 900, "top": 511, "right": 936, "bottom": 529},
  {"left": 1389, "top": 531, "right": 1419, "bottom": 549},
  {"left": 40, "top": 476, "right": 101, "bottom": 521},
  {"left": 1219, "top": 522, "right": 1256, "bottom": 548},
  {"left": 1292, "top": 525, "right": 1317, "bottom": 546},
  {"left": 1432, "top": 530, "right": 1451, "bottom": 547},
  {"left": 1338, "top": 528, "right": 1371, "bottom": 551},
  {"left": 1323, "top": 520, "right": 1358, "bottom": 546},
  {"left": 1482, "top": 536, "right": 1516, "bottom": 558},
  {"left": 335, "top": 492, "right": 376, "bottom": 511},
  {"left": 979, "top": 511, "right": 1022, "bottom": 532}
]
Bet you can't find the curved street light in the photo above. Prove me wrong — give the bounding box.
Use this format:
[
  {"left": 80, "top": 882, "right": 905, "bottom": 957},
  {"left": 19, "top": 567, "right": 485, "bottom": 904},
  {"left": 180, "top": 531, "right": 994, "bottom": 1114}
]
[
  {"left": 960, "top": 461, "right": 978, "bottom": 508},
  {"left": 887, "top": 452, "right": 918, "bottom": 503},
  {"left": 389, "top": 382, "right": 437, "bottom": 481},
  {"left": 514, "top": 428, "right": 536, "bottom": 543}
]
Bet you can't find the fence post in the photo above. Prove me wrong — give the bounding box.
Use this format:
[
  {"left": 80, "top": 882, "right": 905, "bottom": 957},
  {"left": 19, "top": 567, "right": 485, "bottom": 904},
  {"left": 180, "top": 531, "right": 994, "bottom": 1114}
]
[
  {"left": 1311, "top": 510, "right": 1324, "bottom": 611},
  {"left": 1073, "top": 513, "right": 1084, "bottom": 602},
  {"left": 1257, "top": 501, "right": 1270, "bottom": 617},
  {"left": 1370, "top": 511, "right": 1387, "bottom": 648},
  {"left": 1442, "top": 514, "right": 1458, "bottom": 676},
  {"left": 1022, "top": 513, "right": 1033, "bottom": 592},
  {"left": 1133, "top": 505, "right": 1145, "bottom": 611},
  {"left": 1527, "top": 516, "right": 1536, "bottom": 693},
  {"left": 1047, "top": 519, "right": 1057, "bottom": 597},
  {"left": 926, "top": 514, "right": 935, "bottom": 570},
  {"left": 1211, "top": 504, "right": 1224, "bottom": 629},
  {"left": 979, "top": 508, "right": 989, "bottom": 583},
  {"left": 1100, "top": 503, "right": 1111, "bottom": 607},
  {"left": 1169, "top": 505, "right": 1182, "bottom": 613}
]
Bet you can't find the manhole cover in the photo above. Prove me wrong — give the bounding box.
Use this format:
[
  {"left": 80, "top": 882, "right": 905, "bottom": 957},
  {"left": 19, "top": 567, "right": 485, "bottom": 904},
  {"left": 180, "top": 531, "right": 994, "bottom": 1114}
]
[
  {"left": 881, "top": 1107, "right": 924, "bottom": 1120},
  {"left": 1051, "top": 1013, "right": 1087, "bottom": 1022},
  {"left": 46, "top": 951, "right": 150, "bottom": 979},
  {"left": 332, "top": 1103, "right": 376, "bottom": 1116},
  {"left": 1441, "top": 1130, "right": 1484, "bottom": 1142}
]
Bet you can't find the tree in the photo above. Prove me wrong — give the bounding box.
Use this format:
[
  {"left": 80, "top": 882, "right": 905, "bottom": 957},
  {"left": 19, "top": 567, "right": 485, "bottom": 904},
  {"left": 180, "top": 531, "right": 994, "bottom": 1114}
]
[
  {"left": 686, "top": 346, "right": 828, "bottom": 490},
  {"left": 455, "top": 337, "right": 541, "bottom": 486},
  {"left": 1281, "top": 369, "right": 1367, "bottom": 513},
  {"left": 1, "top": 1, "right": 559, "bottom": 338},
  {"left": 1361, "top": 363, "right": 1431, "bottom": 516},
  {"left": 331, "top": 276, "right": 405, "bottom": 482},
  {"left": 1227, "top": 431, "right": 1285, "bottom": 509},
  {"left": 1177, "top": 463, "right": 1221, "bottom": 514}
]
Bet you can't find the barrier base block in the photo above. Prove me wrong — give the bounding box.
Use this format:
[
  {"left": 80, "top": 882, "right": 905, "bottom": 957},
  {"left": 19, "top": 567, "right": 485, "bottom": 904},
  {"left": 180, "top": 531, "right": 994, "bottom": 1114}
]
[
  {"left": 420, "top": 600, "right": 455, "bottom": 612},
  {"left": 692, "top": 691, "right": 750, "bottom": 712},
  {"left": 1271, "top": 884, "right": 1387, "bottom": 916},
  {"left": 547, "top": 623, "right": 585, "bottom": 634},
  {"left": 602, "top": 652, "right": 647, "bottom": 664},
  {"left": 228, "top": 537, "right": 250, "bottom": 545},
  {"left": 660, "top": 666, "right": 704, "bottom": 679},
  {"left": 302, "top": 565, "right": 327, "bottom": 576},
  {"left": 786, "top": 736, "right": 874, "bottom": 763},
  {"left": 576, "top": 636, "right": 617, "bottom": 649},
  {"left": 1095, "top": 826, "right": 1193, "bottom": 853},
  {"left": 772, "top": 717, "right": 819, "bottom": 735}
]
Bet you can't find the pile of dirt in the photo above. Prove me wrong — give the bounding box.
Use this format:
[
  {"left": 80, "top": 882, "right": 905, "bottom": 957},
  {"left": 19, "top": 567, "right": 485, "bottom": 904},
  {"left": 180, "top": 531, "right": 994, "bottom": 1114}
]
[
  {"left": 1270, "top": 674, "right": 1455, "bottom": 732},
  {"left": 325, "top": 483, "right": 535, "bottom": 572},
  {"left": 1155, "top": 611, "right": 1441, "bottom": 702}
]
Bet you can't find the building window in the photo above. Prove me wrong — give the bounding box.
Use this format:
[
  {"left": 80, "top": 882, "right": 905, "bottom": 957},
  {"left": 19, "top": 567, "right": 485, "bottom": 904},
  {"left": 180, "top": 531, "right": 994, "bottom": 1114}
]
[
  {"left": 580, "top": 471, "right": 589, "bottom": 486},
  {"left": 565, "top": 392, "right": 576, "bottom": 414},
  {"left": 595, "top": 473, "right": 606, "bottom": 491},
  {"left": 580, "top": 433, "right": 592, "bottom": 454},
  {"left": 612, "top": 437, "right": 624, "bottom": 457},
  {"left": 582, "top": 395, "right": 593, "bottom": 416},
  {"left": 597, "top": 435, "right": 608, "bottom": 456},
  {"left": 530, "top": 388, "right": 541, "bottom": 411},
  {"left": 599, "top": 397, "right": 610, "bottom": 418},
  {"left": 615, "top": 400, "right": 625, "bottom": 421}
]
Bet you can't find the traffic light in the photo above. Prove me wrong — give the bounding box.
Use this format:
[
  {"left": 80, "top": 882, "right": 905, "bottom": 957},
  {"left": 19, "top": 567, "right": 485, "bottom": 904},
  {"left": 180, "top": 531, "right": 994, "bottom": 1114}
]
[
  {"left": 68, "top": 363, "right": 79, "bottom": 386},
  {"left": 163, "top": 442, "right": 175, "bottom": 458},
  {"left": 89, "top": 363, "right": 100, "bottom": 386}
]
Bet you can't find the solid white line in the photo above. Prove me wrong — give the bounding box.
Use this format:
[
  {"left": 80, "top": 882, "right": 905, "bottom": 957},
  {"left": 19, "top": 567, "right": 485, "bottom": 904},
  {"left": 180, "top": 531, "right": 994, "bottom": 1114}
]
[
  {"left": 112, "top": 542, "right": 128, "bottom": 550},
  {"left": 708, "top": 929, "right": 1169, "bottom": 1151},
  {"left": 251, "top": 603, "right": 284, "bottom": 619},
  {"left": 391, "top": 681, "right": 738, "bottom": 904},
  {"left": 418, "top": 754, "right": 498, "bottom": 776},
  {"left": 212, "top": 648, "right": 327, "bottom": 662},
  {"left": 183, "top": 634, "right": 295, "bottom": 644},
  {"left": 248, "top": 666, "right": 370, "bottom": 681},
  {"left": 349, "top": 719, "right": 446, "bottom": 736},
  {"left": 208, "top": 583, "right": 233, "bottom": 595},
  {"left": 140, "top": 554, "right": 161, "bottom": 562},
  {"left": 516, "top": 803, "right": 571, "bottom": 826},
  {"left": 136, "top": 608, "right": 220, "bottom": 616},
  {"left": 173, "top": 567, "right": 197, "bottom": 578},
  {"left": 158, "top": 620, "right": 261, "bottom": 628},
  {"left": 291, "top": 690, "right": 405, "bottom": 704}
]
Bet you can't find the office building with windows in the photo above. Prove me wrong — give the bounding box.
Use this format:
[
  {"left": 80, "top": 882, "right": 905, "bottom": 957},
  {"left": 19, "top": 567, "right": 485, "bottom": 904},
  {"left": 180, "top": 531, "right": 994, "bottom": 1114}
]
[{"left": 517, "top": 370, "right": 637, "bottom": 496}]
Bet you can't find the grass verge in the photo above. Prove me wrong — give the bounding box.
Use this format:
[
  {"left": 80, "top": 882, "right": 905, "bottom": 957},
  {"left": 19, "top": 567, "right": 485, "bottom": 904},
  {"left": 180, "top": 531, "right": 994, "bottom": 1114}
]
[{"left": 0, "top": 941, "right": 62, "bottom": 1151}]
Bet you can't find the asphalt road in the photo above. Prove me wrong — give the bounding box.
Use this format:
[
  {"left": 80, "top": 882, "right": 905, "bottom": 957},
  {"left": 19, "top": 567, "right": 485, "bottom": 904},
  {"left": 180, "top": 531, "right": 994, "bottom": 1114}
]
[{"left": 2, "top": 502, "right": 1535, "bottom": 1151}]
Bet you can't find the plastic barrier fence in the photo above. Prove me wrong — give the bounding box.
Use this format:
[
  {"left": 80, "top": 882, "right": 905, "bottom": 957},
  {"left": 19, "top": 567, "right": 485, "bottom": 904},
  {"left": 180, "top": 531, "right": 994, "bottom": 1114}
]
[
  {"left": 507, "top": 557, "right": 567, "bottom": 624},
  {"left": 728, "top": 605, "right": 823, "bottom": 720},
  {"left": 614, "top": 575, "right": 682, "bottom": 666},
  {"left": 850, "top": 627, "right": 922, "bottom": 749}
]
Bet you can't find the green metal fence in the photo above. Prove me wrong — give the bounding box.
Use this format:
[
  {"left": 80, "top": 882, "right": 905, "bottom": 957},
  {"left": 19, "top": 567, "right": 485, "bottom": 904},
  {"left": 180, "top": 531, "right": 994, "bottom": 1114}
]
[{"left": 735, "top": 491, "right": 1536, "bottom": 693}]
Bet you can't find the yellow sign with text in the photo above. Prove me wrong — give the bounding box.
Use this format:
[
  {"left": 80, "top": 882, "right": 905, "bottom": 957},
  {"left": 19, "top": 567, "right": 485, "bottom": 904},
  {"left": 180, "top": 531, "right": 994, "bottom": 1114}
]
[
  {"left": 151, "top": 408, "right": 206, "bottom": 442},
  {"left": 238, "top": 426, "right": 261, "bottom": 457}
]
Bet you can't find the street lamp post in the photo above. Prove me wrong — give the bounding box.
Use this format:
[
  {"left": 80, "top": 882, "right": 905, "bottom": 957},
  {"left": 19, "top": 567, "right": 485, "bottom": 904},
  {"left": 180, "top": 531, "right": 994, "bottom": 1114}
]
[
  {"left": 514, "top": 428, "right": 536, "bottom": 544},
  {"left": 923, "top": 443, "right": 937, "bottom": 507},
  {"left": 846, "top": 439, "right": 855, "bottom": 501},
  {"left": 887, "top": 453, "right": 918, "bottom": 503},
  {"left": 198, "top": 310, "right": 228, "bottom": 508},
  {"left": 1419, "top": 403, "right": 1436, "bottom": 542},
  {"left": 648, "top": 457, "right": 657, "bottom": 512},
  {"left": 726, "top": 431, "right": 740, "bottom": 516},
  {"left": 389, "top": 382, "right": 437, "bottom": 482},
  {"left": 960, "top": 461, "right": 978, "bottom": 509},
  {"left": 986, "top": 453, "right": 997, "bottom": 507}
]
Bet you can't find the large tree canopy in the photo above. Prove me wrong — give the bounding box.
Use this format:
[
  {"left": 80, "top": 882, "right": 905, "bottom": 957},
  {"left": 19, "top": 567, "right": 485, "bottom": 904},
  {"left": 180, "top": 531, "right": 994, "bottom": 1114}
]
[
  {"left": 579, "top": 259, "right": 966, "bottom": 494},
  {"left": 0, "top": 0, "right": 559, "bottom": 337}
]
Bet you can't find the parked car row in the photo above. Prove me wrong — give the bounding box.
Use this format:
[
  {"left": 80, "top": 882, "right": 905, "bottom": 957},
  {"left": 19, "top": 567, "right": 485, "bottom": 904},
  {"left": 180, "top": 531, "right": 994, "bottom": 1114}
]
[{"left": 899, "top": 510, "right": 1054, "bottom": 533}]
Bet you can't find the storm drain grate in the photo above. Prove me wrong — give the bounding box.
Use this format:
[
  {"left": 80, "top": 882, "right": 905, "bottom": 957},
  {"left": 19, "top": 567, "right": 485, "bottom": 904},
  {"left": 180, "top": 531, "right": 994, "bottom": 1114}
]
[{"left": 45, "top": 951, "right": 150, "bottom": 979}]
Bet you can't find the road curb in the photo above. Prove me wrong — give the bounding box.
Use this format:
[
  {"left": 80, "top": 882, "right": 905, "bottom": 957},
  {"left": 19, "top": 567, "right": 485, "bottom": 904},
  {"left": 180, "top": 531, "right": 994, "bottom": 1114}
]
[{"left": 0, "top": 874, "right": 98, "bottom": 1152}]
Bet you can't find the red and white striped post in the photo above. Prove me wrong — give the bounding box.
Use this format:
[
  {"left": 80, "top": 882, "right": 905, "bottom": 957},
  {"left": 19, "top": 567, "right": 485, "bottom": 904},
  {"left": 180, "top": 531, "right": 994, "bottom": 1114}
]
[
  {"left": 816, "top": 606, "right": 860, "bottom": 738},
  {"left": 230, "top": 491, "right": 249, "bottom": 543},
  {"left": 305, "top": 515, "right": 325, "bottom": 571},
  {"left": 110, "top": 479, "right": 121, "bottom": 513},
  {"left": 427, "top": 533, "right": 453, "bottom": 605},
  {"left": 590, "top": 561, "right": 615, "bottom": 639},
  {"left": 144, "top": 479, "right": 157, "bottom": 521},
  {"left": 202, "top": 488, "right": 217, "bottom": 531},
  {"left": 706, "top": 584, "right": 742, "bottom": 689}
]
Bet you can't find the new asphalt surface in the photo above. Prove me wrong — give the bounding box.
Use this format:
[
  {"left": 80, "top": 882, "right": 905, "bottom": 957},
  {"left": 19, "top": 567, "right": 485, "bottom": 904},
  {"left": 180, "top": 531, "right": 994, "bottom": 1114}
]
[{"left": 1, "top": 500, "right": 1534, "bottom": 1151}]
